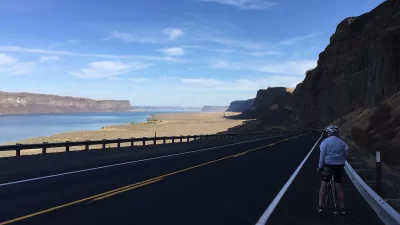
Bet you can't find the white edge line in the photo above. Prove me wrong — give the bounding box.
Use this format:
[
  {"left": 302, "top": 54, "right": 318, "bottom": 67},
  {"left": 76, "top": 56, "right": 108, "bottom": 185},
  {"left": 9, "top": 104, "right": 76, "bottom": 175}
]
[
  {"left": 345, "top": 161, "right": 400, "bottom": 224},
  {"left": 0, "top": 132, "right": 299, "bottom": 188},
  {"left": 255, "top": 131, "right": 323, "bottom": 225}
]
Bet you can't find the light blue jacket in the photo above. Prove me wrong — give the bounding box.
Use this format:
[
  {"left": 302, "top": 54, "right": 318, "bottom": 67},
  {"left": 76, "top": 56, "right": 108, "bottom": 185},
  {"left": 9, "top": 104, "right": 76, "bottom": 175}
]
[{"left": 318, "top": 136, "right": 349, "bottom": 168}]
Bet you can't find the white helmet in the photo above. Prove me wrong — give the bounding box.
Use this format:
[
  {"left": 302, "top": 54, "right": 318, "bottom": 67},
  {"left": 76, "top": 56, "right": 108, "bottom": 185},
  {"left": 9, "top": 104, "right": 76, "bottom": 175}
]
[{"left": 326, "top": 125, "right": 339, "bottom": 133}]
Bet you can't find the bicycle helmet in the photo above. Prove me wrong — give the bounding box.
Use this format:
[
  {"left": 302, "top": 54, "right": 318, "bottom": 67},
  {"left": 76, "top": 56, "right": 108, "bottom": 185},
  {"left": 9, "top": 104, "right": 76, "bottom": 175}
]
[{"left": 326, "top": 125, "right": 339, "bottom": 134}]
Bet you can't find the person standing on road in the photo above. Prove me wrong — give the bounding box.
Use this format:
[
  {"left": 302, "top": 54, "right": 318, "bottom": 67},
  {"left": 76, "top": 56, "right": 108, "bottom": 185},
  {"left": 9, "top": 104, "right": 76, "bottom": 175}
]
[{"left": 316, "top": 125, "right": 349, "bottom": 216}]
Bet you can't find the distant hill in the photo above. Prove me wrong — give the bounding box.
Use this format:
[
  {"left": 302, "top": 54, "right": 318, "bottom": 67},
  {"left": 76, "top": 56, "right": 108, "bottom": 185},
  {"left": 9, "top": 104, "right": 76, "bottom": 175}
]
[
  {"left": 201, "top": 106, "right": 229, "bottom": 112},
  {"left": 0, "top": 91, "right": 132, "bottom": 115},
  {"left": 226, "top": 99, "right": 255, "bottom": 112},
  {"left": 134, "top": 106, "right": 202, "bottom": 111}
]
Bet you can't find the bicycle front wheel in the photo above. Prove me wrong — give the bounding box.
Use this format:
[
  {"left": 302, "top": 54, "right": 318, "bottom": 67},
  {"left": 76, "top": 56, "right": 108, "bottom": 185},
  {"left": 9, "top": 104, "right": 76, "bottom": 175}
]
[{"left": 327, "top": 185, "right": 335, "bottom": 223}]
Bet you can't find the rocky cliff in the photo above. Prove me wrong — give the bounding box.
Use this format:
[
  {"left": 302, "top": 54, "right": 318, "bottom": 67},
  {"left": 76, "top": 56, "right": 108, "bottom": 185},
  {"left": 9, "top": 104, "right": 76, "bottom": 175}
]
[
  {"left": 238, "top": 87, "right": 293, "bottom": 125},
  {"left": 226, "top": 99, "right": 255, "bottom": 112},
  {"left": 0, "top": 91, "right": 132, "bottom": 114},
  {"left": 201, "top": 106, "right": 229, "bottom": 112},
  {"left": 292, "top": 0, "right": 400, "bottom": 126}
]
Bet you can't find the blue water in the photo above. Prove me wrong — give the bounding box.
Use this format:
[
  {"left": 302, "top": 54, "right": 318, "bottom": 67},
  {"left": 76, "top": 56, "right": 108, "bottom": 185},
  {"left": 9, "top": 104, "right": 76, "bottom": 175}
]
[{"left": 0, "top": 111, "right": 174, "bottom": 144}]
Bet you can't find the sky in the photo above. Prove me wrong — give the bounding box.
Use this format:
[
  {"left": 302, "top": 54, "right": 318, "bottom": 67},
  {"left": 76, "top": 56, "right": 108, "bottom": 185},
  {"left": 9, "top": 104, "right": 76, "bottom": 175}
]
[{"left": 0, "top": 0, "right": 383, "bottom": 107}]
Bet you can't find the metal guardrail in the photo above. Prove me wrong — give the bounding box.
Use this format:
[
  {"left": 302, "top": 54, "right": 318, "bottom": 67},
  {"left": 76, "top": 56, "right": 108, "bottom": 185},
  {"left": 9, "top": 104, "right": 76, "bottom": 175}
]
[
  {"left": 345, "top": 161, "right": 400, "bottom": 225},
  {"left": 0, "top": 132, "right": 280, "bottom": 157}
]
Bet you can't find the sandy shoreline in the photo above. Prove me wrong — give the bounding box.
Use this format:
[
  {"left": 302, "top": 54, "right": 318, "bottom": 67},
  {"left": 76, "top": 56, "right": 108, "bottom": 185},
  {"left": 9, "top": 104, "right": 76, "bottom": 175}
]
[{"left": 0, "top": 112, "right": 244, "bottom": 157}]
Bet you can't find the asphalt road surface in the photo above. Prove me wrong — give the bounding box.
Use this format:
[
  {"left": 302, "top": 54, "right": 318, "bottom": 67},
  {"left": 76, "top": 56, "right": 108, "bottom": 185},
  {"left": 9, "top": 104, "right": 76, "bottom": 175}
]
[{"left": 0, "top": 130, "right": 384, "bottom": 225}]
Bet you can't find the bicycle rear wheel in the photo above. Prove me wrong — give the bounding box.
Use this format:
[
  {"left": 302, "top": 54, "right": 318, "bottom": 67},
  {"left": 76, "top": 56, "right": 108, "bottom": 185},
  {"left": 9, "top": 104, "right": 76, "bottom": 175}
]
[{"left": 327, "top": 185, "right": 335, "bottom": 223}]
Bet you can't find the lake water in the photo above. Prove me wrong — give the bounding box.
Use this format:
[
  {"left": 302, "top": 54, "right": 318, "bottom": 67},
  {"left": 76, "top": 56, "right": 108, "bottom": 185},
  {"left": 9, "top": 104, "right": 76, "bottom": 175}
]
[{"left": 0, "top": 111, "right": 177, "bottom": 144}]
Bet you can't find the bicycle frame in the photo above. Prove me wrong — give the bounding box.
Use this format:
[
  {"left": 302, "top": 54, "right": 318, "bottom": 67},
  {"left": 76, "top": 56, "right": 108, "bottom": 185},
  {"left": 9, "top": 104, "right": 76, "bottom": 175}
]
[
  {"left": 324, "top": 172, "right": 338, "bottom": 223},
  {"left": 326, "top": 176, "right": 338, "bottom": 209}
]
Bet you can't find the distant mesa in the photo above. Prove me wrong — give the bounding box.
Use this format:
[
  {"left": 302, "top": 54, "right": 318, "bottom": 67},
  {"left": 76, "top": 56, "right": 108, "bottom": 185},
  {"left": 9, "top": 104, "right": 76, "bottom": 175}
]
[
  {"left": 133, "top": 106, "right": 202, "bottom": 111},
  {"left": 226, "top": 99, "right": 255, "bottom": 112},
  {"left": 236, "top": 87, "right": 293, "bottom": 126},
  {"left": 201, "top": 106, "right": 229, "bottom": 112},
  {"left": 0, "top": 91, "right": 132, "bottom": 115}
]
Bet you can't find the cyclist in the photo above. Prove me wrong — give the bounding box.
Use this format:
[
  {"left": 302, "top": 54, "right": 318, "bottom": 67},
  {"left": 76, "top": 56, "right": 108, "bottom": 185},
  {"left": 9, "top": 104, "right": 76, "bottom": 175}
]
[{"left": 316, "top": 125, "right": 348, "bottom": 216}]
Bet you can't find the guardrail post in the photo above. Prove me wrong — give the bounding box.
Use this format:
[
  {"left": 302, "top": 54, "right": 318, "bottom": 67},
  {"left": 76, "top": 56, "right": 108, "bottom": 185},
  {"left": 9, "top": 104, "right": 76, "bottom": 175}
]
[
  {"left": 163, "top": 137, "right": 166, "bottom": 144},
  {"left": 102, "top": 140, "right": 107, "bottom": 149},
  {"left": 66, "top": 141, "right": 70, "bottom": 152},
  {"left": 143, "top": 138, "right": 146, "bottom": 146},
  {"left": 131, "top": 138, "right": 134, "bottom": 147},
  {"left": 16, "top": 143, "right": 22, "bottom": 157},
  {"left": 85, "top": 140, "right": 90, "bottom": 151},
  {"left": 117, "top": 138, "right": 121, "bottom": 148},
  {"left": 153, "top": 138, "right": 156, "bottom": 145},
  {"left": 376, "top": 151, "right": 383, "bottom": 196},
  {"left": 42, "top": 142, "right": 48, "bottom": 154},
  {"left": 172, "top": 138, "right": 175, "bottom": 144},
  {"left": 187, "top": 136, "right": 189, "bottom": 142},
  {"left": 180, "top": 136, "right": 183, "bottom": 143}
]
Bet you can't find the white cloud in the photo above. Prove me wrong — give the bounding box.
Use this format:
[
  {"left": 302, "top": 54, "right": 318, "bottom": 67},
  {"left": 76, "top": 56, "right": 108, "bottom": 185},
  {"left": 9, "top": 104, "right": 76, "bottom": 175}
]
[
  {"left": 0, "top": 46, "right": 187, "bottom": 63},
  {"left": 211, "top": 59, "right": 317, "bottom": 75},
  {"left": 160, "top": 47, "right": 185, "bottom": 56},
  {"left": 49, "top": 39, "right": 79, "bottom": 48},
  {"left": 105, "top": 31, "right": 159, "bottom": 43},
  {"left": 180, "top": 76, "right": 301, "bottom": 91},
  {"left": 199, "top": 0, "right": 277, "bottom": 10},
  {"left": 195, "top": 35, "right": 264, "bottom": 50},
  {"left": 279, "top": 33, "right": 317, "bottom": 45},
  {"left": 130, "top": 77, "right": 147, "bottom": 82},
  {"left": 159, "top": 75, "right": 177, "bottom": 80},
  {"left": 39, "top": 55, "right": 59, "bottom": 62},
  {"left": 0, "top": 53, "right": 18, "bottom": 66},
  {"left": 258, "top": 60, "right": 317, "bottom": 75},
  {"left": 0, "top": 53, "right": 36, "bottom": 75},
  {"left": 182, "top": 78, "right": 223, "bottom": 86},
  {"left": 8, "top": 61, "right": 37, "bottom": 75},
  {"left": 248, "top": 51, "right": 283, "bottom": 56},
  {"left": 108, "top": 77, "right": 121, "bottom": 81},
  {"left": 163, "top": 28, "right": 184, "bottom": 40},
  {"left": 71, "top": 61, "right": 151, "bottom": 79}
]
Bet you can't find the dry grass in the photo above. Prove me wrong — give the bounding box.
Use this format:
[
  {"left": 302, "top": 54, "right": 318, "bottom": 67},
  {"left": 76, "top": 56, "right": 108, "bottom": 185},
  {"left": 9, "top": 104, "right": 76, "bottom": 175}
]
[
  {"left": 0, "top": 112, "right": 244, "bottom": 157},
  {"left": 332, "top": 93, "right": 400, "bottom": 168}
]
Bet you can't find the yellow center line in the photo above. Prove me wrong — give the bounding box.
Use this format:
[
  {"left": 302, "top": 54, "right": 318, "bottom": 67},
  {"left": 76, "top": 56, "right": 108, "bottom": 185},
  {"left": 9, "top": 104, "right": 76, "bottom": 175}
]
[
  {"left": 89, "top": 178, "right": 164, "bottom": 202},
  {"left": 0, "top": 132, "right": 308, "bottom": 225}
]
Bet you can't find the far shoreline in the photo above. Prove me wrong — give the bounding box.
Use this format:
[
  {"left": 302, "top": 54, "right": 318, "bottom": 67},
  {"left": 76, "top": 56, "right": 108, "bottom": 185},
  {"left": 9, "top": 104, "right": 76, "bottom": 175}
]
[
  {"left": 0, "top": 111, "right": 198, "bottom": 145},
  {"left": 0, "top": 112, "right": 242, "bottom": 157}
]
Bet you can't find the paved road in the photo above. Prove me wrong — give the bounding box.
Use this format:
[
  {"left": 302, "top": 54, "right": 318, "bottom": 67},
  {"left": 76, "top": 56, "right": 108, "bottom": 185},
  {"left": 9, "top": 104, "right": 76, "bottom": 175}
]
[{"left": 0, "top": 130, "right": 384, "bottom": 225}]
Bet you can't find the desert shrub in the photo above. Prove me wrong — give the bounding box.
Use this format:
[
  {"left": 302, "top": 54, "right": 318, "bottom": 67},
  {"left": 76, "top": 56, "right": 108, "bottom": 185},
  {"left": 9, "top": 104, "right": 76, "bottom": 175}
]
[
  {"left": 351, "top": 127, "right": 376, "bottom": 154},
  {"left": 368, "top": 103, "right": 392, "bottom": 131},
  {"left": 352, "top": 127, "right": 400, "bottom": 166},
  {"left": 384, "top": 130, "right": 397, "bottom": 141},
  {"left": 337, "top": 117, "right": 348, "bottom": 126},
  {"left": 383, "top": 145, "right": 400, "bottom": 165}
]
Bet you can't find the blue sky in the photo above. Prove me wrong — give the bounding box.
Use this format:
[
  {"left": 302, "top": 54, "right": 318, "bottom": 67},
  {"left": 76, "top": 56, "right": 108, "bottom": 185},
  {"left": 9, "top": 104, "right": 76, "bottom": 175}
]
[{"left": 0, "top": 0, "right": 383, "bottom": 106}]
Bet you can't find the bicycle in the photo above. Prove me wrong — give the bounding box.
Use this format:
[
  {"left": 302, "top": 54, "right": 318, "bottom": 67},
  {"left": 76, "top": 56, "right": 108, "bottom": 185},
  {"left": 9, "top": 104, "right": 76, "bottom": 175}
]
[{"left": 322, "top": 166, "right": 338, "bottom": 223}]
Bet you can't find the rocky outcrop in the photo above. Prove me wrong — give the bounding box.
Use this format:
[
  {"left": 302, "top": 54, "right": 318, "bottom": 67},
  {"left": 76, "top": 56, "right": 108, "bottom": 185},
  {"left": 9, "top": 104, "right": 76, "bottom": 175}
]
[
  {"left": 0, "top": 91, "right": 132, "bottom": 114},
  {"left": 201, "top": 106, "right": 229, "bottom": 112},
  {"left": 238, "top": 87, "right": 293, "bottom": 125},
  {"left": 226, "top": 99, "right": 255, "bottom": 112},
  {"left": 291, "top": 0, "right": 400, "bottom": 126}
]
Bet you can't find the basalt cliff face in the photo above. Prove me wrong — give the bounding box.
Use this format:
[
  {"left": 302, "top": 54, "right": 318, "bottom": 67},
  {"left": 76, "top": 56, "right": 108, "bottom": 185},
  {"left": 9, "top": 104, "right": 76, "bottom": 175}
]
[
  {"left": 292, "top": 0, "right": 400, "bottom": 126},
  {"left": 0, "top": 92, "right": 132, "bottom": 114},
  {"left": 237, "top": 87, "right": 293, "bottom": 125},
  {"left": 226, "top": 99, "right": 255, "bottom": 112},
  {"left": 201, "top": 106, "right": 229, "bottom": 112}
]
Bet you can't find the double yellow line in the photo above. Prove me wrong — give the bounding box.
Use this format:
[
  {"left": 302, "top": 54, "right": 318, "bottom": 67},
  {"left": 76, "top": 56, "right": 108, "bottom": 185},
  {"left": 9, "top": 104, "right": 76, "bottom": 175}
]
[{"left": 0, "top": 132, "right": 308, "bottom": 225}]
